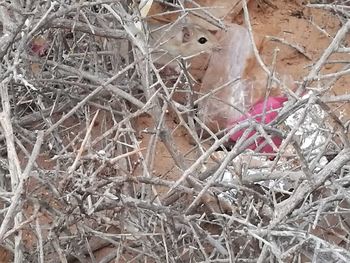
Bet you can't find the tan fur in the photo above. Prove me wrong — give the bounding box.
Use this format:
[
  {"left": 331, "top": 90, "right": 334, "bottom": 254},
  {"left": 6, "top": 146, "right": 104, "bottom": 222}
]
[
  {"left": 146, "top": 0, "right": 250, "bottom": 30},
  {"left": 198, "top": 24, "right": 295, "bottom": 135},
  {"left": 146, "top": 19, "right": 219, "bottom": 66}
]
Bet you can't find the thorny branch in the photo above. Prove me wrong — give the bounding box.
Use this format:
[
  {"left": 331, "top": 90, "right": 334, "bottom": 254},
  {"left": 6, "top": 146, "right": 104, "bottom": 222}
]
[{"left": 0, "top": 0, "right": 349, "bottom": 262}]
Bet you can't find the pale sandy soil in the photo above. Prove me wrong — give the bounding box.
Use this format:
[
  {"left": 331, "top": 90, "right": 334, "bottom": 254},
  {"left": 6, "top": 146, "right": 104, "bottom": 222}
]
[
  {"left": 1, "top": 0, "right": 349, "bottom": 262},
  {"left": 135, "top": 0, "right": 350, "bottom": 196}
]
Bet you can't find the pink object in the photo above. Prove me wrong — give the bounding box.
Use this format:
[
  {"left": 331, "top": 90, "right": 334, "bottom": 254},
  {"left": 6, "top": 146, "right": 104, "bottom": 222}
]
[
  {"left": 30, "top": 37, "right": 49, "bottom": 57},
  {"left": 228, "top": 96, "right": 288, "bottom": 153}
]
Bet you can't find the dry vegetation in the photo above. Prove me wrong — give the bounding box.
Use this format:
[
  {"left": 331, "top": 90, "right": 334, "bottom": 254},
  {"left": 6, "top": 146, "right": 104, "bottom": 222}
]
[{"left": 0, "top": 0, "right": 350, "bottom": 262}]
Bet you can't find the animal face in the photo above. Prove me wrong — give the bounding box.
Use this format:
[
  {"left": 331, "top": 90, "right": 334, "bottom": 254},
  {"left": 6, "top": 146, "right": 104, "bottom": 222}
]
[{"left": 149, "top": 22, "right": 219, "bottom": 58}]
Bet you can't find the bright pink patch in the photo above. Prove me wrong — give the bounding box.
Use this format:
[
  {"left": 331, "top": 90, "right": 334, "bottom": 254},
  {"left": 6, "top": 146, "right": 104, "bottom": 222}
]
[{"left": 228, "top": 97, "right": 288, "bottom": 153}]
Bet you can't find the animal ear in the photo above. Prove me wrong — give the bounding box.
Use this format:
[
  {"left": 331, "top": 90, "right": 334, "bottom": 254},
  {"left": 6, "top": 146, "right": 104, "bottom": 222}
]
[{"left": 182, "top": 26, "right": 191, "bottom": 43}]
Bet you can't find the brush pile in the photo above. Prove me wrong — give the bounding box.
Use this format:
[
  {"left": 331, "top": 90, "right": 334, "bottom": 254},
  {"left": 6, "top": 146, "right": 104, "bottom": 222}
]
[{"left": 0, "top": 0, "right": 350, "bottom": 262}]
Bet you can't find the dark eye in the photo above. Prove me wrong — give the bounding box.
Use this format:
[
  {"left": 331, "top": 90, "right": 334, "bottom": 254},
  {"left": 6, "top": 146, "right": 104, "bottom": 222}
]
[{"left": 198, "top": 37, "right": 208, "bottom": 44}]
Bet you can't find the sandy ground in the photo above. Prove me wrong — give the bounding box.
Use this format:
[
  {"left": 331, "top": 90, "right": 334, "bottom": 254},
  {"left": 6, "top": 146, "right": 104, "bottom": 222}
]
[
  {"left": 87, "top": 1, "right": 350, "bottom": 261},
  {"left": 1, "top": 0, "right": 349, "bottom": 262},
  {"left": 135, "top": 0, "right": 349, "bottom": 196}
]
